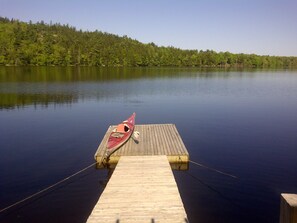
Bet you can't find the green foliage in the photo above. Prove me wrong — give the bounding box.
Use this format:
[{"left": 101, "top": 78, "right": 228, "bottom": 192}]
[{"left": 0, "top": 17, "right": 297, "bottom": 68}]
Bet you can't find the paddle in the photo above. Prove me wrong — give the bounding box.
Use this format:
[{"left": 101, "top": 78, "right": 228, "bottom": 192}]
[{"left": 132, "top": 131, "right": 140, "bottom": 143}]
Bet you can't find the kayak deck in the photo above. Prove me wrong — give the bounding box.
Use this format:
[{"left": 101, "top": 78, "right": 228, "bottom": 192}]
[{"left": 94, "top": 124, "right": 189, "bottom": 169}]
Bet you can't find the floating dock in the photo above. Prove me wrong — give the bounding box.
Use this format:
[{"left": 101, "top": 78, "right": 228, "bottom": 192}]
[
  {"left": 280, "top": 193, "right": 297, "bottom": 223},
  {"left": 87, "top": 155, "right": 188, "bottom": 223},
  {"left": 94, "top": 124, "right": 189, "bottom": 169}
]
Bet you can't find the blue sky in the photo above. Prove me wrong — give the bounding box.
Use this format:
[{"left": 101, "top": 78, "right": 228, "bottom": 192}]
[{"left": 1, "top": 0, "right": 297, "bottom": 56}]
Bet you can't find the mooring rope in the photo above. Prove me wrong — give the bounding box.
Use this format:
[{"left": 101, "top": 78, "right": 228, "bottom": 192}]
[
  {"left": 0, "top": 161, "right": 97, "bottom": 214},
  {"left": 185, "top": 171, "right": 240, "bottom": 208},
  {"left": 189, "top": 160, "right": 238, "bottom": 179}
]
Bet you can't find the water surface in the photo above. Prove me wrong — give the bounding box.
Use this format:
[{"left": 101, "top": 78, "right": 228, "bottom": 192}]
[{"left": 0, "top": 67, "right": 297, "bottom": 223}]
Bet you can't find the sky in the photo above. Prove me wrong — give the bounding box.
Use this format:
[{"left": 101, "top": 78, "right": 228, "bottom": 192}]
[{"left": 1, "top": 0, "right": 297, "bottom": 56}]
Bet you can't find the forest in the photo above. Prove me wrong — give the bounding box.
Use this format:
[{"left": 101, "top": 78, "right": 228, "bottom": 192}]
[{"left": 1, "top": 17, "right": 297, "bottom": 68}]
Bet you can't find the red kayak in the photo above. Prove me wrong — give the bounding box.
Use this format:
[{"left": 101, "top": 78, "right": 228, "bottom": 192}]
[{"left": 105, "top": 113, "right": 136, "bottom": 158}]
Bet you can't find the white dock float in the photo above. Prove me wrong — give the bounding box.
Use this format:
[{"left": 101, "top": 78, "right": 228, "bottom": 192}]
[{"left": 87, "top": 155, "right": 188, "bottom": 223}]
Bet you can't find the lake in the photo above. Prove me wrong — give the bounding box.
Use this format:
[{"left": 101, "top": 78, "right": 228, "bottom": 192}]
[{"left": 0, "top": 67, "right": 297, "bottom": 223}]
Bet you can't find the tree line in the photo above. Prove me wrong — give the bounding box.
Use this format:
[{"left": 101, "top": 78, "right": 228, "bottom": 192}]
[{"left": 0, "top": 17, "right": 296, "bottom": 68}]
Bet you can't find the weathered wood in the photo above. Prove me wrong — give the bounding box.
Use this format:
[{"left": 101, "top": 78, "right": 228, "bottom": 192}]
[
  {"left": 280, "top": 193, "right": 297, "bottom": 223},
  {"left": 94, "top": 124, "right": 189, "bottom": 168},
  {"left": 87, "top": 155, "right": 188, "bottom": 223}
]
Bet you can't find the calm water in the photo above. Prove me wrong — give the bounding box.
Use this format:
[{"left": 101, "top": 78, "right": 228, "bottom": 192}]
[{"left": 0, "top": 67, "right": 297, "bottom": 223}]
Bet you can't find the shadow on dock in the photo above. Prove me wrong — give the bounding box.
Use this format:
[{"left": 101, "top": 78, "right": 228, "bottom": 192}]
[{"left": 114, "top": 218, "right": 189, "bottom": 223}]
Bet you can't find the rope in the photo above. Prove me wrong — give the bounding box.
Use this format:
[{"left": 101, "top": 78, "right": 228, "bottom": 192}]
[
  {"left": 185, "top": 171, "right": 240, "bottom": 208},
  {"left": 189, "top": 160, "right": 238, "bottom": 179},
  {"left": 0, "top": 161, "right": 97, "bottom": 214}
]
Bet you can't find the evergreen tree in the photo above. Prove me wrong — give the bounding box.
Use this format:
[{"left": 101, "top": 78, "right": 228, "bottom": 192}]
[{"left": 0, "top": 17, "right": 296, "bottom": 68}]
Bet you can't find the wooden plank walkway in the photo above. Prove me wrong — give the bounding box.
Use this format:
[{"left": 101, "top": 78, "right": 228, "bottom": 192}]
[
  {"left": 94, "top": 124, "right": 189, "bottom": 167},
  {"left": 87, "top": 155, "right": 188, "bottom": 223}
]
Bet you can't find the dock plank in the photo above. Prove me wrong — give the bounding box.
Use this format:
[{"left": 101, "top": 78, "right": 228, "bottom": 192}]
[
  {"left": 87, "top": 155, "right": 188, "bottom": 223},
  {"left": 94, "top": 124, "right": 189, "bottom": 167}
]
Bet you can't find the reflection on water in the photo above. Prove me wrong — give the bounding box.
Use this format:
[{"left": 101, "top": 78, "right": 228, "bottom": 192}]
[
  {"left": 0, "top": 66, "right": 292, "bottom": 109},
  {"left": 0, "top": 66, "right": 245, "bottom": 83},
  {"left": 0, "top": 67, "right": 189, "bottom": 109},
  {"left": 0, "top": 67, "right": 297, "bottom": 223},
  {"left": 0, "top": 93, "right": 77, "bottom": 109},
  {"left": 0, "top": 67, "right": 239, "bottom": 109}
]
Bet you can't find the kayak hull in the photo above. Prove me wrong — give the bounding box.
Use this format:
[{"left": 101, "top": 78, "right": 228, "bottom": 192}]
[{"left": 105, "top": 113, "right": 136, "bottom": 157}]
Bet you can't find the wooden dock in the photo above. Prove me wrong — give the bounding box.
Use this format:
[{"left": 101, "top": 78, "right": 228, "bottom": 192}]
[
  {"left": 94, "top": 124, "right": 189, "bottom": 168},
  {"left": 280, "top": 193, "right": 297, "bottom": 223},
  {"left": 87, "top": 155, "right": 188, "bottom": 223}
]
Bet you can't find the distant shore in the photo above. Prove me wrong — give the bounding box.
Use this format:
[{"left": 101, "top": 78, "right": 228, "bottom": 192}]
[{"left": 1, "top": 17, "right": 297, "bottom": 68}]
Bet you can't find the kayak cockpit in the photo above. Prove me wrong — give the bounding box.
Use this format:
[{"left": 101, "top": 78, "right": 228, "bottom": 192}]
[{"left": 114, "top": 123, "right": 130, "bottom": 133}]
